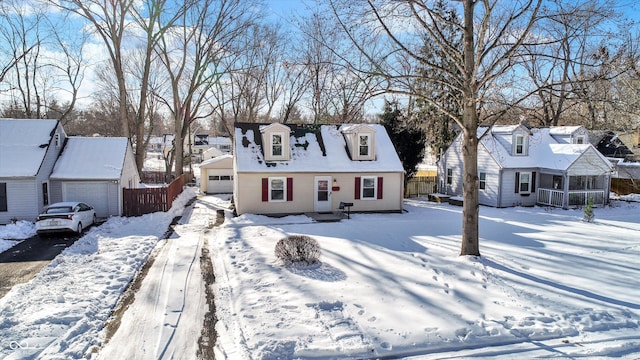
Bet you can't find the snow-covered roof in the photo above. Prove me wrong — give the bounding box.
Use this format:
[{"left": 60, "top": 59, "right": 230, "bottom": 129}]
[
  {"left": 480, "top": 127, "right": 611, "bottom": 171},
  {"left": 200, "top": 154, "right": 233, "bottom": 167},
  {"left": 549, "top": 126, "right": 582, "bottom": 136},
  {"left": 0, "top": 119, "right": 59, "bottom": 177},
  {"left": 50, "top": 137, "right": 130, "bottom": 180},
  {"left": 234, "top": 123, "right": 404, "bottom": 173}
]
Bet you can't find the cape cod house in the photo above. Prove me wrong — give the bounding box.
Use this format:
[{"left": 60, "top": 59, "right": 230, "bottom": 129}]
[
  {"left": 233, "top": 122, "right": 404, "bottom": 216},
  {"left": 437, "top": 124, "right": 614, "bottom": 209},
  {"left": 0, "top": 119, "right": 67, "bottom": 224}
]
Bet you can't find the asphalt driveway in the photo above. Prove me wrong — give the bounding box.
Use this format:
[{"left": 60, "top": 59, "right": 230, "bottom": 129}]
[{"left": 0, "top": 233, "right": 82, "bottom": 299}]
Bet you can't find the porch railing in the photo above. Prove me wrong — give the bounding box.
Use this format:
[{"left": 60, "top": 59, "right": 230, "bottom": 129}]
[
  {"left": 537, "top": 188, "right": 605, "bottom": 208},
  {"left": 537, "top": 188, "right": 564, "bottom": 207}
]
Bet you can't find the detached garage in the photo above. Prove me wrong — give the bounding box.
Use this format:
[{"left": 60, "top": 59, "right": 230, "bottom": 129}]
[
  {"left": 200, "top": 154, "right": 233, "bottom": 194},
  {"left": 49, "top": 137, "right": 140, "bottom": 219}
]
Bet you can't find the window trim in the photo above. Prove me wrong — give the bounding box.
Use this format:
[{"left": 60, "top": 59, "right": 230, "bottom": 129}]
[
  {"left": 514, "top": 135, "right": 525, "bottom": 155},
  {"left": 361, "top": 176, "right": 377, "bottom": 200},
  {"left": 479, "top": 172, "right": 486, "bottom": 190},
  {"left": 270, "top": 132, "right": 284, "bottom": 158},
  {"left": 518, "top": 171, "right": 532, "bottom": 194},
  {"left": 268, "top": 177, "right": 287, "bottom": 202},
  {"left": 575, "top": 135, "right": 586, "bottom": 144},
  {"left": 358, "top": 134, "right": 371, "bottom": 157},
  {"left": 446, "top": 168, "right": 453, "bottom": 185}
]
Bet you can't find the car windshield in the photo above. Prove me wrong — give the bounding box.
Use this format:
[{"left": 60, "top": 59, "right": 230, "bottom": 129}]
[{"left": 45, "top": 206, "right": 73, "bottom": 214}]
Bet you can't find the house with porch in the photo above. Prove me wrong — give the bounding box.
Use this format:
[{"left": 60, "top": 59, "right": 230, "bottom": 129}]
[
  {"left": 437, "top": 124, "right": 613, "bottom": 209},
  {"left": 233, "top": 122, "right": 404, "bottom": 216}
]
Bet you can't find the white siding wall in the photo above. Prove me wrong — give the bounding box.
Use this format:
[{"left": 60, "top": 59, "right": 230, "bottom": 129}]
[
  {"left": 0, "top": 179, "right": 39, "bottom": 224},
  {"left": 500, "top": 169, "right": 538, "bottom": 207},
  {"left": 477, "top": 146, "right": 501, "bottom": 207},
  {"left": 567, "top": 148, "right": 612, "bottom": 176},
  {"left": 121, "top": 144, "right": 140, "bottom": 189}
]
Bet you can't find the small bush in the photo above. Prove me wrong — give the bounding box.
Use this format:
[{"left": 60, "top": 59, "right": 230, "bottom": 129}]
[
  {"left": 583, "top": 198, "right": 595, "bottom": 222},
  {"left": 275, "top": 235, "right": 321, "bottom": 266}
]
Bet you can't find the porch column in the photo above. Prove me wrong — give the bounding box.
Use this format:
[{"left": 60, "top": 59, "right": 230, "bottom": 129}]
[{"left": 563, "top": 172, "right": 569, "bottom": 209}]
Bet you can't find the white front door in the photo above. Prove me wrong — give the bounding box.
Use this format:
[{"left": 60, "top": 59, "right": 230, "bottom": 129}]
[{"left": 314, "top": 176, "right": 332, "bottom": 212}]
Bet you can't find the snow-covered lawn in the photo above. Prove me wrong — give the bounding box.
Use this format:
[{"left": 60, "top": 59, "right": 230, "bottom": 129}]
[
  {"left": 213, "top": 198, "right": 640, "bottom": 359},
  {"left": 0, "top": 192, "right": 639, "bottom": 359},
  {"left": 0, "top": 221, "right": 36, "bottom": 253}
]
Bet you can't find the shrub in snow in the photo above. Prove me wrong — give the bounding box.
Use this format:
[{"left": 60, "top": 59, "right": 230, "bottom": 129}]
[
  {"left": 275, "top": 235, "right": 320, "bottom": 266},
  {"left": 583, "top": 197, "right": 595, "bottom": 222}
]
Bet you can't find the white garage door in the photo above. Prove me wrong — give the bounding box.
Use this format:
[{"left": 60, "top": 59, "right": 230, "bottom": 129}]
[
  {"left": 62, "top": 182, "right": 110, "bottom": 218},
  {"left": 207, "top": 174, "right": 233, "bottom": 194}
]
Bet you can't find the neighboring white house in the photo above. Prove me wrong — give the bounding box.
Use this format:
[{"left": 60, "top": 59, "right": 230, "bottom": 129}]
[
  {"left": 199, "top": 154, "right": 234, "bottom": 194},
  {"left": 0, "top": 119, "right": 67, "bottom": 224},
  {"left": 437, "top": 124, "right": 614, "bottom": 209},
  {"left": 233, "top": 122, "right": 405, "bottom": 216},
  {"left": 49, "top": 137, "right": 140, "bottom": 218}
]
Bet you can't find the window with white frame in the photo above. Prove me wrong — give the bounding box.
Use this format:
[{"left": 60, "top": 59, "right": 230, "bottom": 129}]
[
  {"left": 359, "top": 134, "right": 370, "bottom": 156},
  {"left": 519, "top": 172, "right": 531, "bottom": 193},
  {"left": 269, "top": 177, "right": 286, "bottom": 201},
  {"left": 479, "top": 172, "right": 486, "bottom": 190},
  {"left": 271, "top": 133, "right": 283, "bottom": 157},
  {"left": 446, "top": 168, "right": 453, "bottom": 185},
  {"left": 361, "top": 176, "right": 376, "bottom": 199},
  {"left": 515, "top": 135, "right": 525, "bottom": 155},
  {"left": 575, "top": 135, "right": 585, "bottom": 144}
]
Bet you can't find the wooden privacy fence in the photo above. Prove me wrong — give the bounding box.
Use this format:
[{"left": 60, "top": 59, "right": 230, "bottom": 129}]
[
  {"left": 611, "top": 178, "right": 638, "bottom": 195},
  {"left": 123, "top": 174, "right": 189, "bottom": 217},
  {"left": 405, "top": 176, "right": 437, "bottom": 198}
]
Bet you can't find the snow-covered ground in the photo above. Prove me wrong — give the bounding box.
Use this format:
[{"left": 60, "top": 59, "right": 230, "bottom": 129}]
[
  {"left": 212, "top": 198, "right": 640, "bottom": 359},
  {"left": 0, "top": 191, "right": 639, "bottom": 359}
]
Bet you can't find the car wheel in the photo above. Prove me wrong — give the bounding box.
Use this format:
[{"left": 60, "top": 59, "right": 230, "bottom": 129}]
[
  {"left": 77, "top": 223, "right": 83, "bottom": 234},
  {"left": 92, "top": 214, "right": 97, "bottom": 225}
]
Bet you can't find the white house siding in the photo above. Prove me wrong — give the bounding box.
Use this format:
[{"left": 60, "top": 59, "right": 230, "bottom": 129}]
[
  {"left": 234, "top": 172, "right": 403, "bottom": 215},
  {"left": 567, "top": 148, "right": 612, "bottom": 176},
  {"left": 122, "top": 144, "right": 141, "bottom": 189},
  {"left": 477, "top": 145, "right": 501, "bottom": 207},
  {"left": 499, "top": 169, "right": 538, "bottom": 207},
  {"left": 439, "top": 139, "right": 464, "bottom": 196},
  {"left": 0, "top": 179, "right": 39, "bottom": 224}
]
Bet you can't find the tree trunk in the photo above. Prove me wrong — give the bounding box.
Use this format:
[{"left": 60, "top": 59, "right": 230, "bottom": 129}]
[
  {"left": 460, "top": 119, "right": 480, "bottom": 256},
  {"left": 460, "top": 0, "right": 480, "bottom": 256}
]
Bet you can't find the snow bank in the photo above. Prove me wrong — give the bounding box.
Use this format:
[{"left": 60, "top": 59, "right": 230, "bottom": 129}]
[{"left": 0, "top": 188, "right": 196, "bottom": 359}]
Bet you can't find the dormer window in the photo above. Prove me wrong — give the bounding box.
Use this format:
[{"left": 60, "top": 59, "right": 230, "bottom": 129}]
[
  {"left": 575, "top": 136, "right": 585, "bottom": 144},
  {"left": 261, "top": 123, "right": 291, "bottom": 161},
  {"left": 271, "top": 133, "right": 283, "bottom": 157},
  {"left": 515, "top": 135, "right": 524, "bottom": 155},
  {"left": 359, "top": 134, "right": 370, "bottom": 156},
  {"left": 55, "top": 133, "right": 61, "bottom": 148},
  {"left": 341, "top": 124, "right": 376, "bottom": 161}
]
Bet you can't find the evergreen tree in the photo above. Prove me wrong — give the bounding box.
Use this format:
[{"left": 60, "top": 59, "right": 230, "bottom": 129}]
[
  {"left": 380, "top": 101, "right": 427, "bottom": 184},
  {"left": 414, "top": 0, "right": 462, "bottom": 158}
]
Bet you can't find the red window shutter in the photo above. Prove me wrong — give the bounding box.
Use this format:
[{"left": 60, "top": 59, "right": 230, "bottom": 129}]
[
  {"left": 354, "top": 177, "right": 361, "bottom": 200},
  {"left": 287, "top": 177, "right": 293, "bottom": 201},
  {"left": 262, "top": 178, "right": 268, "bottom": 201},
  {"left": 377, "top": 177, "right": 383, "bottom": 199},
  {"left": 514, "top": 172, "right": 520, "bottom": 193}
]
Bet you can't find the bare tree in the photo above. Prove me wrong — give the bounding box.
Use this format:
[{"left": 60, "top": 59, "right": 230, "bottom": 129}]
[
  {"left": 331, "top": 0, "right": 543, "bottom": 256},
  {"left": 54, "top": 0, "right": 135, "bottom": 139},
  {"left": 0, "top": 0, "right": 84, "bottom": 120},
  {"left": 155, "top": 0, "right": 259, "bottom": 176}
]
